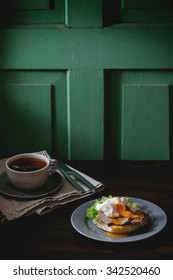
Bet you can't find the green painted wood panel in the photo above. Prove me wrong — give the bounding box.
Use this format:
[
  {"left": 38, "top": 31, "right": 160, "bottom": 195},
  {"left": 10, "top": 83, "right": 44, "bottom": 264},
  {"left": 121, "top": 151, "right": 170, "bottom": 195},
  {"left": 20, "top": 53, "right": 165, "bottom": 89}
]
[
  {"left": 67, "top": 0, "right": 102, "bottom": 27},
  {"left": 0, "top": 1, "right": 173, "bottom": 160},
  {"left": 121, "top": 9, "right": 173, "bottom": 23},
  {"left": 0, "top": 0, "right": 65, "bottom": 25},
  {"left": 3, "top": 84, "right": 52, "bottom": 156},
  {"left": 121, "top": 0, "right": 173, "bottom": 22},
  {"left": 122, "top": 0, "right": 170, "bottom": 9},
  {"left": 0, "top": 26, "right": 173, "bottom": 70},
  {"left": 121, "top": 85, "right": 170, "bottom": 160},
  {"left": 0, "top": 70, "right": 104, "bottom": 159},
  {"left": 0, "top": 0, "right": 102, "bottom": 27},
  {"left": 68, "top": 69, "right": 104, "bottom": 159},
  {"left": 6, "top": 0, "right": 50, "bottom": 10},
  {"left": 0, "top": 71, "right": 67, "bottom": 158},
  {"left": 106, "top": 70, "right": 173, "bottom": 160},
  {"left": 52, "top": 72, "right": 68, "bottom": 159},
  {"left": 104, "top": 71, "right": 122, "bottom": 160}
]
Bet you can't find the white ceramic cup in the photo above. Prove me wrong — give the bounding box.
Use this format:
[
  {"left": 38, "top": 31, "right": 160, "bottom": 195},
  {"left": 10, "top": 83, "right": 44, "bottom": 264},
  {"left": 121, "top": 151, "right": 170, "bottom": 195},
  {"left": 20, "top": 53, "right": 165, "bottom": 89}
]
[{"left": 6, "top": 153, "right": 58, "bottom": 190}]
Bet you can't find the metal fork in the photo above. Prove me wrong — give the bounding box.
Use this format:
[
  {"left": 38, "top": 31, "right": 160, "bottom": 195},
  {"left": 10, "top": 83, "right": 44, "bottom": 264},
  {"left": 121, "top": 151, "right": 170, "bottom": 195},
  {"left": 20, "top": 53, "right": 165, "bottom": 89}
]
[
  {"left": 59, "top": 161, "right": 96, "bottom": 191},
  {"left": 36, "top": 151, "right": 85, "bottom": 192},
  {"left": 36, "top": 150, "right": 51, "bottom": 160}
]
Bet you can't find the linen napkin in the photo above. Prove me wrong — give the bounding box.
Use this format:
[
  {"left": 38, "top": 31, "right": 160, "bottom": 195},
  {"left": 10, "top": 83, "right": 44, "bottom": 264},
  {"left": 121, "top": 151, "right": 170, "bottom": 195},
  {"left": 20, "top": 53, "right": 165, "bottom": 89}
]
[{"left": 0, "top": 158, "right": 104, "bottom": 222}]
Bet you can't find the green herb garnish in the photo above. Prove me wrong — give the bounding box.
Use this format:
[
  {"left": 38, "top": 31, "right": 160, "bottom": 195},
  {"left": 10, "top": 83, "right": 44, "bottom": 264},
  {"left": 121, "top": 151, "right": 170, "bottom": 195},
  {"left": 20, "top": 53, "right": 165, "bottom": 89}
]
[
  {"left": 125, "top": 197, "right": 138, "bottom": 209},
  {"left": 86, "top": 195, "right": 112, "bottom": 220}
]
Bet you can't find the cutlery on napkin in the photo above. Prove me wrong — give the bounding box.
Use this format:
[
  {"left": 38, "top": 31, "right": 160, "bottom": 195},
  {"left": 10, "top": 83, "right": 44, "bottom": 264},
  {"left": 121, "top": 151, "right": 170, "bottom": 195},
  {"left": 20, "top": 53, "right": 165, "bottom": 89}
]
[
  {"left": 0, "top": 154, "right": 105, "bottom": 221},
  {"left": 37, "top": 150, "right": 96, "bottom": 192}
]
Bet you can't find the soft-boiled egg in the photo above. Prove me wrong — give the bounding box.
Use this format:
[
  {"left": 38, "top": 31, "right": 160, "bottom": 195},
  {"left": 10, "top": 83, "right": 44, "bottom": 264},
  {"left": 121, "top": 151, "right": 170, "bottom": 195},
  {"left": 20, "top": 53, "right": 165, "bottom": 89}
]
[{"left": 95, "top": 197, "right": 126, "bottom": 217}]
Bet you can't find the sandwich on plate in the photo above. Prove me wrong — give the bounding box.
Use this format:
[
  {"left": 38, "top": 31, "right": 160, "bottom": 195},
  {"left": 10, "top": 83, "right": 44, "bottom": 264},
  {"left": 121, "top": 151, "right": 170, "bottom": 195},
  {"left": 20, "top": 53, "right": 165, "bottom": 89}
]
[{"left": 86, "top": 196, "right": 149, "bottom": 234}]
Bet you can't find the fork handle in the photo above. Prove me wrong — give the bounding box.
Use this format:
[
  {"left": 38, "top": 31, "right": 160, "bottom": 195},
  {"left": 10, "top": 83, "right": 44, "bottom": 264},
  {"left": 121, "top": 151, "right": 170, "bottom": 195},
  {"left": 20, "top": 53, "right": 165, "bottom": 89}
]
[
  {"left": 72, "top": 170, "right": 96, "bottom": 191},
  {"left": 58, "top": 168, "right": 85, "bottom": 192}
]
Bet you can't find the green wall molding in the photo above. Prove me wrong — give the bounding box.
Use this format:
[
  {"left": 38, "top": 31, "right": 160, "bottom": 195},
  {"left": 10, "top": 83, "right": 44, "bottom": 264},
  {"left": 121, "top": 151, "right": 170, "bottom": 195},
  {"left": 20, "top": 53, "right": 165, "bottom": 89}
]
[{"left": 0, "top": 25, "right": 173, "bottom": 70}]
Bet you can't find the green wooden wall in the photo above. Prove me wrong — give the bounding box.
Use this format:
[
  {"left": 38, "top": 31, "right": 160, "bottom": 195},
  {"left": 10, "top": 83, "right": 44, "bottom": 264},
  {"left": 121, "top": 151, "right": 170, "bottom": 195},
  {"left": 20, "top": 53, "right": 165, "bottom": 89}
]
[{"left": 0, "top": 0, "right": 173, "bottom": 160}]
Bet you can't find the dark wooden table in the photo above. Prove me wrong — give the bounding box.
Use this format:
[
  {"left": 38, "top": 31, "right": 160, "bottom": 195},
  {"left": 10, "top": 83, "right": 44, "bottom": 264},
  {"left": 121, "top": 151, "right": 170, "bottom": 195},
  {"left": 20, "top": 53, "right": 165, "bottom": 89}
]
[{"left": 0, "top": 160, "right": 172, "bottom": 260}]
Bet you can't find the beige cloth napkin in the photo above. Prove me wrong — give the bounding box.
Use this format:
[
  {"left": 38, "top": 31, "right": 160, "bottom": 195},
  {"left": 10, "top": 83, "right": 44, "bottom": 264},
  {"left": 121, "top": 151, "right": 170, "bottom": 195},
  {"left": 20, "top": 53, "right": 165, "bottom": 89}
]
[{"left": 0, "top": 158, "right": 104, "bottom": 221}]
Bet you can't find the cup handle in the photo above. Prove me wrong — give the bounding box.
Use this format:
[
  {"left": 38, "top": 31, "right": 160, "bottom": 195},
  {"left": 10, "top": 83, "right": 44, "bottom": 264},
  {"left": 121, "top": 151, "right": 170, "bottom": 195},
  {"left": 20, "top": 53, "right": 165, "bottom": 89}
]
[{"left": 48, "top": 159, "right": 58, "bottom": 175}]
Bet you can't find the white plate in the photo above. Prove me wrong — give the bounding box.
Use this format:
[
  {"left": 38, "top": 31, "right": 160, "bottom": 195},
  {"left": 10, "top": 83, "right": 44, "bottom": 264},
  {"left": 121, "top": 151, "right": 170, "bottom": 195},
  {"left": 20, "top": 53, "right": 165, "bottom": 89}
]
[{"left": 71, "top": 197, "right": 167, "bottom": 243}]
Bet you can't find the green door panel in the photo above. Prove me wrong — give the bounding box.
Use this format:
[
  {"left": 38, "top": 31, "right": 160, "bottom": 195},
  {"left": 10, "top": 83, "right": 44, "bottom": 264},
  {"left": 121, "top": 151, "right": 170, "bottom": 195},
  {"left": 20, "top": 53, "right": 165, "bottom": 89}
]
[
  {"left": 0, "top": 0, "right": 65, "bottom": 25},
  {"left": 4, "top": 83, "right": 52, "bottom": 156},
  {"left": 7, "top": 0, "right": 50, "bottom": 10},
  {"left": 67, "top": 0, "right": 102, "bottom": 27},
  {"left": 0, "top": 0, "right": 102, "bottom": 27},
  {"left": 0, "top": 70, "right": 104, "bottom": 159},
  {"left": 122, "top": 0, "right": 170, "bottom": 8},
  {"left": 106, "top": 71, "right": 173, "bottom": 160},
  {"left": 0, "top": 71, "right": 66, "bottom": 158},
  {"left": 52, "top": 73, "right": 68, "bottom": 159},
  {"left": 121, "top": 85, "right": 169, "bottom": 160},
  {"left": 68, "top": 69, "right": 104, "bottom": 160},
  {"left": 121, "top": 0, "right": 173, "bottom": 22}
]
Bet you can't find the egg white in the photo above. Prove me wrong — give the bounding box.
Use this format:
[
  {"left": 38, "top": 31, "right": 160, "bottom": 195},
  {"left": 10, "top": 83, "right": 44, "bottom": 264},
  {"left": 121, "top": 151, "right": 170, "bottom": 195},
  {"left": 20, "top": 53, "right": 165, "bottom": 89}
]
[{"left": 95, "top": 197, "right": 126, "bottom": 217}]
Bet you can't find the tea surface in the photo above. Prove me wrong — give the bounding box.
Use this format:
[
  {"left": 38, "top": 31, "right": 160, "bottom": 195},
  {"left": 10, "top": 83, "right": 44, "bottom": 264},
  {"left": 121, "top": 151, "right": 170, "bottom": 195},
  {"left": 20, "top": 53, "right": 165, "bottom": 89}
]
[{"left": 9, "top": 158, "right": 47, "bottom": 172}]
